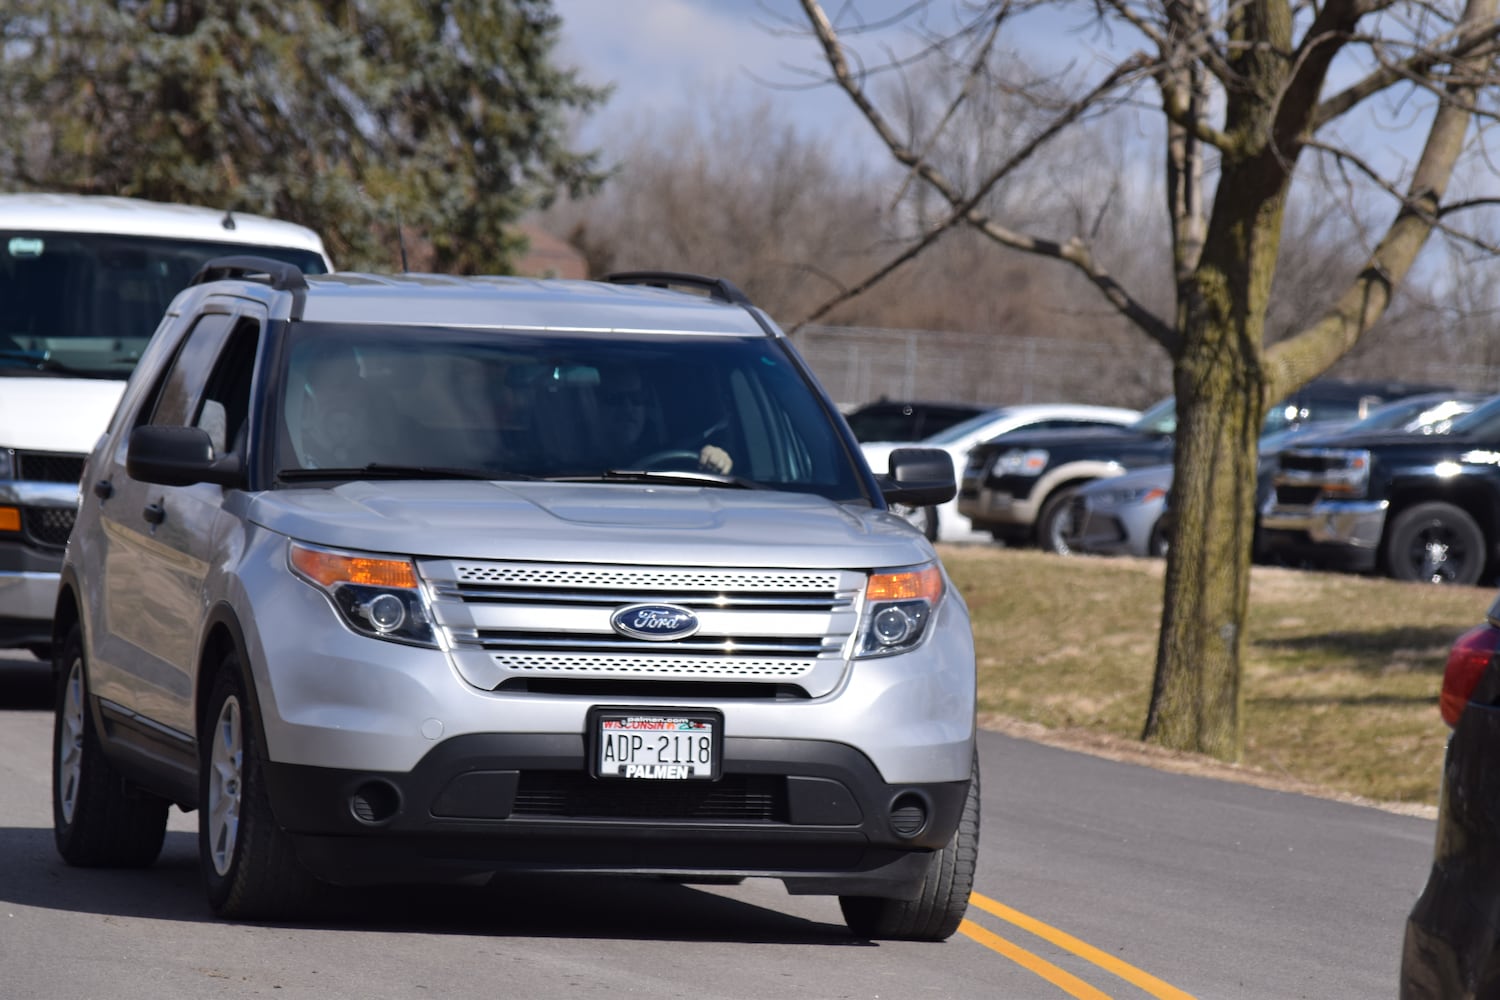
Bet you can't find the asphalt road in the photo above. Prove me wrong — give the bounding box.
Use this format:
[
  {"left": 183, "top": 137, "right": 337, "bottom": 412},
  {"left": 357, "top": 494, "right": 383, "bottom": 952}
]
[{"left": 0, "top": 651, "right": 1435, "bottom": 999}]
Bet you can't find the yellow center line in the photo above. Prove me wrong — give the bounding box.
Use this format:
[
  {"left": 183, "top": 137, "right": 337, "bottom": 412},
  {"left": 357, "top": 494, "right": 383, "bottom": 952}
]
[
  {"left": 959, "top": 919, "right": 1114, "bottom": 999},
  {"left": 968, "top": 892, "right": 1199, "bottom": 1000}
]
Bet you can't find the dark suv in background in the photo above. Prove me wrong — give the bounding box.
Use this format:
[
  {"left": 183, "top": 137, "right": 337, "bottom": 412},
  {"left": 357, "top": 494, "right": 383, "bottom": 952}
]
[{"left": 844, "top": 399, "right": 990, "bottom": 443}]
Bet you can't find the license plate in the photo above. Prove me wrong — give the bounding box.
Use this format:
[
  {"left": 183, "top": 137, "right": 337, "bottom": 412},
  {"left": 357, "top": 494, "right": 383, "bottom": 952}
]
[{"left": 591, "top": 709, "right": 721, "bottom": 780}]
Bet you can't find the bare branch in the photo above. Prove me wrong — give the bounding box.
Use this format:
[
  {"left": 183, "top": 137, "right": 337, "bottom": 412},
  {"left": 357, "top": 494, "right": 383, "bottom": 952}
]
[
  {"left": 893, "top": 7, "right": 1008, "bottom": 205},
  {"left": 1269, "top": 0, "right": 1499, "bottom": 397},
  {"left": 1304, "top": 138, "right": 1500, "bottom": 253},
  {"left": 1312, "top": 17, "right": 1500, "bottom": 128},
  {"left": 791, "top": 7, "right": 1175, "bottom": 347}
]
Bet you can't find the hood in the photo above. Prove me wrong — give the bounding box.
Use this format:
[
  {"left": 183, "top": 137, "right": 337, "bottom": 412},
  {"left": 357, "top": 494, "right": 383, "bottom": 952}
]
[
  {"left": 0, "top": 376, "right": 126, "bottom": 453},
  {"left": 246, "top": 480, "right": 934, "bottom": 569},
  {"left": 1284, "top": 428, "right": 1446, "bottom": 451}
]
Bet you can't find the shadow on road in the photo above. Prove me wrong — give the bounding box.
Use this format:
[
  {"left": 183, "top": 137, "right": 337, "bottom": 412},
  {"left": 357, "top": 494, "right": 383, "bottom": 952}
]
[{"left": 0, "top": 825, "right": 865, "bottom": 945}]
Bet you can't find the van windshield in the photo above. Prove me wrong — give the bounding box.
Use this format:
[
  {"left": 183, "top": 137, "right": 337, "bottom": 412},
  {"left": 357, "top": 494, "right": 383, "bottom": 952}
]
[{"left": 0, "top": 231, "right": 326, "bottom": 379}]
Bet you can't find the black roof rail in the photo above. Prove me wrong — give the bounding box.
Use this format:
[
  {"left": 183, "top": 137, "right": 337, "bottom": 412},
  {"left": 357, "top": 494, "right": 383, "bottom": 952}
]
[
  {"left": 190, "top": 255, "right": 308, "bottom": 292},
  {"left": 603, "top": 270, "right": 752, "bottom": 307}
]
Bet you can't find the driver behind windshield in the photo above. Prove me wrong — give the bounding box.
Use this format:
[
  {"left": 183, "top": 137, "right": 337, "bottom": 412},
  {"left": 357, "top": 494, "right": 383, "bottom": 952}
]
[{"left": 598, "top": 366, "right": 733, "bottom": 475}]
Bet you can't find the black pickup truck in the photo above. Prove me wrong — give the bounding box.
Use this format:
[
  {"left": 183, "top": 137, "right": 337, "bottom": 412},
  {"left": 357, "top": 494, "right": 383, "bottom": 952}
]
[
  {"left": 1261, "top": 393, "right": 1500, "bottom": 585},
  {"left": 959, "top": 380, "right": 1447, "bottom": 553}
]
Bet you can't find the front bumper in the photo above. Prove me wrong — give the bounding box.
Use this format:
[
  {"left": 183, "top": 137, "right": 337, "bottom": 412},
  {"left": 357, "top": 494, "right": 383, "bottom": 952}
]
[
  {"left": 265, "top": 733, "right": 969, "bottom": 898},
  {"left": 957, "top": 480, "right": 1041, "bottom": 542},
  {"left": 1258, "top": 499, "right": 1388, "bottom": 570},
  {"left": 0, "top": 478, "right": 77, "bottom": 648}
]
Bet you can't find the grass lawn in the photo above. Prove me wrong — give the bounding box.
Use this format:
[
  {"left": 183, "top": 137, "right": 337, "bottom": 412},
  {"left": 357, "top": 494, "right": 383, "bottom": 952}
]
[{"left": 938, "top": 543, "right": 1494, "bottom": 810}]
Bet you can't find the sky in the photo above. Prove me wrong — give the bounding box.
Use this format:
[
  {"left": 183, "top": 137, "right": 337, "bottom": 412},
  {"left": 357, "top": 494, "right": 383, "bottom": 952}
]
[
  {"left": 549, "top": 0, "right": 899, "bottom": 162},
  {"left": 547, "top": 0, "right": 1497, "bottom": 301}
]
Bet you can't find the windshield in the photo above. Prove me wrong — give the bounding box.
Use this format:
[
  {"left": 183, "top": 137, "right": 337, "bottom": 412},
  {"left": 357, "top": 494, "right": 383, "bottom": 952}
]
[
  {"left": 1446, "top": 394, "right": 1500, "bottom": 439},
  {"left": 275, "top": 324, "right": 870, "bottom": 503},
  {"left": 0, "top": 231, "right": 326, "bottom": 378},
  {"left": 925, "top": 409, "right": 1005, "bottom": 445},
  {"left": 1129, "top": 397, "right": 1177, "bottom": 435}
]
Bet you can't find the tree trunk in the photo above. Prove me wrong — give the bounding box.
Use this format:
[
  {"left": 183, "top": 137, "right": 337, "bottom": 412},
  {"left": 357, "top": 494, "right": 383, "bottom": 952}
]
[{"left": 1143, "top": 348, "right": 1266, "bottom": 757}]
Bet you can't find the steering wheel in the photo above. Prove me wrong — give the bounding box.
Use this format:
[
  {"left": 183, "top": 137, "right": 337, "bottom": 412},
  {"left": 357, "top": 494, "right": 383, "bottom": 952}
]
[{"left": 635, "top": 449, "right": 703, "bottom": 471}]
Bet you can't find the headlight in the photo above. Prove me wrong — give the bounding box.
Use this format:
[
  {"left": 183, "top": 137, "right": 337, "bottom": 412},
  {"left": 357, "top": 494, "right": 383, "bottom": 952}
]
[
  {"left": 1319, "top": 449, "right": 1371, "bottom": 498},
  {"left": 289, "top": 542, "right": 438, "bottom": 647},
  {"left": 854, "top": 563, "right": 944, "bottom": 658},
  {"left": 994, "top": 448, "right": 1049, "bottom": 477},
  {"left": 1093, "top": 485, "right": 1167, "bottom": 508}
]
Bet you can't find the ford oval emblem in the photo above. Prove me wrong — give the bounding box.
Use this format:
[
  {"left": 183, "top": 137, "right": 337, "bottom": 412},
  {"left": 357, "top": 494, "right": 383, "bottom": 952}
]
[{"left": 610, "top": 603, "right": 700, "bottom": 641}]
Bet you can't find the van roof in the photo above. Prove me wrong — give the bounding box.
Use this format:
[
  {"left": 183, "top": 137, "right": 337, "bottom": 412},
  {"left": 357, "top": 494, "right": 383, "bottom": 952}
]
[{"left": 0, "top": 193, "right": 329, "bottom": 260}]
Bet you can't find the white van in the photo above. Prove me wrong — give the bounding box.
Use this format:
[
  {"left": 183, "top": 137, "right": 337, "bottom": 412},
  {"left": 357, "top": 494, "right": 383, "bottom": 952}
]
[{"left": 0, "top": 194, "right": 333, "bottom": 659}]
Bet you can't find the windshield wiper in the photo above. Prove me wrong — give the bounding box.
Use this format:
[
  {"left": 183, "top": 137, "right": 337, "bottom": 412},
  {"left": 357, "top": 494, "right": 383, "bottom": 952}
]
[
  {"left": 277, "top": 464, "right": 536, "bottom": 482},
  {"left": 552, "top": 469, "right": 765, "bottom": 490}
]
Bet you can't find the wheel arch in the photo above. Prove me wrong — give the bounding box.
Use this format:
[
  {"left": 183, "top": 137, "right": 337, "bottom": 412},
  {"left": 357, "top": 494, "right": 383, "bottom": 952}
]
[
  {"left": 1030, "top": 463, "right": 1120, "bottom": 546},
  {"left": 196, "top": 605, "right": 273, "bottom": 759},
  {"left": 50, "top": 570, "right": 82, "bottom": 684}
]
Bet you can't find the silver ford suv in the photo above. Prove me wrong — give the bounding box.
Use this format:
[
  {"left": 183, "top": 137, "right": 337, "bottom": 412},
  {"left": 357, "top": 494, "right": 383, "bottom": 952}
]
[{"left": 51, "top": 260, "right": 977, "bottom": 940}]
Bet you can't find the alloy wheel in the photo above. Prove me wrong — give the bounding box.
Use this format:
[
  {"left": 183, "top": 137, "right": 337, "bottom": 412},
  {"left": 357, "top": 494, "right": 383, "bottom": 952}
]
[{"left": 206, "top": 695, "right": 244, "bottom": 877}]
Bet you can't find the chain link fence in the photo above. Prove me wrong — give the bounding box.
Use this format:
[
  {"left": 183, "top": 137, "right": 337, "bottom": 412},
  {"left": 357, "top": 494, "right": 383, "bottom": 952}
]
[{"left": 793, "top": 323, "right": 1500, "bottom": 411}]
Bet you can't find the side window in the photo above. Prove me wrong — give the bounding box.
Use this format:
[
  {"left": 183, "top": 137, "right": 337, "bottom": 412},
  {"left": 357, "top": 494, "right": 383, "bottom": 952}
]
[
  {"left": 136, "top": 312, "right": 235, "bottom": 430},
  {"left": 194, "top": 318, "right": 262, "bottom": 455}
]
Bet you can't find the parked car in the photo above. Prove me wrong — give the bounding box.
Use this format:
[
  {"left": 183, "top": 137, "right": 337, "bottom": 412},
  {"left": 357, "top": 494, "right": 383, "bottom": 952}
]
[
  {"left": 960, "top": 379, "right": 1441, "bottom": 554},
  {"left": 50, "top": 261, "right": 978, "bottom": 940},
  {"left": 1401, "top": 596, "right": 1500, "bottom": 997},
  {"left": 843, "top": 398, "right": 990, "bottom": 444},
  {"left": 1066, "top": 393, "right": 1489, "bottom": 560},
  {"left": 1062, "top": 464, "right": 1174, "bottom": 557},
  {"left": 1262, "top": 391, "right": 1500, "bottom": 585},
  {"left": 861, "top": 403, "right": 1140, "bottom": 541}
]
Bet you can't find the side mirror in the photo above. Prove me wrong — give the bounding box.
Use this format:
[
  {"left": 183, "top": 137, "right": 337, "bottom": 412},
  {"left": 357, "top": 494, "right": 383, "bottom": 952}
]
[
  {"left": 879, "top": 447, "right": 956, "bottom": 506},
  {"left": 127, "top": 425, "right": 243, "bottom": 488}
]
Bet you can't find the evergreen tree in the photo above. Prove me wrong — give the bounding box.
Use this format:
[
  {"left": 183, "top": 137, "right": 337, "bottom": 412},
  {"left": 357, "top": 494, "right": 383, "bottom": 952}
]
[{"left": 0, "top": 1, "right": 606, "bottom": 272}]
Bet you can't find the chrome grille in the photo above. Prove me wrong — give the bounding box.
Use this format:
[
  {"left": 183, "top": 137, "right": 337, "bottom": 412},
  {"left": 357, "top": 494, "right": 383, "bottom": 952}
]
[{"left": 419, "top": 559, "right": 863, "bottom": 697}]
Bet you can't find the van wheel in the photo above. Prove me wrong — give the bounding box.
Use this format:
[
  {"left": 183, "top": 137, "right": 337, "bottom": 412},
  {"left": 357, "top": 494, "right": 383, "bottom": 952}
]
[
  {"left": 839, "top": 756, "right": 979, "bottom": 941},
  {"left": 201, "top": 652, "right": 321, "bottom": 920},
  {"left": 1385, "top": 502, "right": 1486, "bottom": 586},
  {"left": 52, "top": 623, "right": 168, "bottom": 867}
]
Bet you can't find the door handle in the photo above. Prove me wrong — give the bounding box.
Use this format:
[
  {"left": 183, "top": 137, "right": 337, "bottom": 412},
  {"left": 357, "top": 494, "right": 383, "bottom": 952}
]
[
  {"left": 142, "top": 502, "right": 166, "bottom": 525},
  {"left": 92, "top": 480, "right": 114, "bottom": 500}
]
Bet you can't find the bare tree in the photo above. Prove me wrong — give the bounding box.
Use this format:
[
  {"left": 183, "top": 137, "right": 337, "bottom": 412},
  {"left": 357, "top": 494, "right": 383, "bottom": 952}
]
[{"left": 793, "top": 0, "right": 1500, "bottom": 758}]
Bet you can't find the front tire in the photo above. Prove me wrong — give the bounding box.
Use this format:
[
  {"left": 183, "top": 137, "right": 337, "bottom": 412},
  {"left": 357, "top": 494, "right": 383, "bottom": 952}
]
[
  {"left": 200, "top": 653, "right": 321, "bottom": 920},
  {"left": 1385, "top": 502, "right": 1486, "bottom": 586},
  {"left": 839, "top": 756, "right": 980, "bottom": 941},
  {"left": 1037, "top": 486, "right": 1083, "bottom": 555},
  {"left": 52, "top": 623, "right": 168, "bottom": 867}
]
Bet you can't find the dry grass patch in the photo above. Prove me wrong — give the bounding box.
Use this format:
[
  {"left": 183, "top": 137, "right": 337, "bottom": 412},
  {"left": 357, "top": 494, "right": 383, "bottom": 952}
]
[{"left": 939, "top": 544, "right": 1493, "bottom": 811}]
